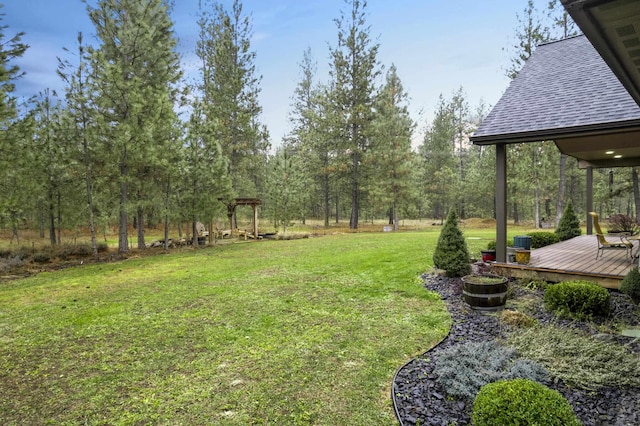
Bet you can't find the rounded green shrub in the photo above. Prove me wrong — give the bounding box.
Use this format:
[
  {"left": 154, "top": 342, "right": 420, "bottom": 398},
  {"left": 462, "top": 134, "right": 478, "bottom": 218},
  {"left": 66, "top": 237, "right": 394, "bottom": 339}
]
[
  {"left": 544, "top": 280, "right": 610, "bottom": 319},
  {"left": 620, "top": 266, "right": 640, "bottom": 304},
  {"left": 432, "top": 210, "right": 471, "bottom": 278},
  {"left": 472, "top": 378, "right": 581, "bottom": 426},
  {"left": 555, "top": 200, "right": 581, "bottom": 241},
  {"left": 527, "top": 231, "right": 560, "bottom": 249}
]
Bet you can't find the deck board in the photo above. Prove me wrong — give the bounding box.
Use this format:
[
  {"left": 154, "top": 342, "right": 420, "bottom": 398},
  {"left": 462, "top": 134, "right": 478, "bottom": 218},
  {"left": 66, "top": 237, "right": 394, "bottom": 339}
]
[{"left": 491, "top": 235, "right": 638, "bottom": 289}]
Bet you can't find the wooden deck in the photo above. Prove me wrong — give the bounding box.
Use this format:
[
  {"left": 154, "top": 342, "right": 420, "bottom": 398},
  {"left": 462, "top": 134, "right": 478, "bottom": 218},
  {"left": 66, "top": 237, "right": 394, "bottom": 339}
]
[{"left": 490, "top": 235, "right": 639, "bottom": 289}]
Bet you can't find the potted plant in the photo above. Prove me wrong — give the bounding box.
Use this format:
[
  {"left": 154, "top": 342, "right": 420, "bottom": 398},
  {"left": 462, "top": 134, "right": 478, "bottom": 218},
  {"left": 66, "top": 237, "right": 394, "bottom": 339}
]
[
  {"left": 481, "top": 241, "right": 496, "bottom": 262},
  {"left": 461, "top": 274, "right": 508, "bottom": 311}
]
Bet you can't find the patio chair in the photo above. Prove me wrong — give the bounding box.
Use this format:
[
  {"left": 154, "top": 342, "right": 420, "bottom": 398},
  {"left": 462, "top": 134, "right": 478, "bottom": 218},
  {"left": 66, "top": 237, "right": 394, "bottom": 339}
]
[{"left": 589, "top": 212, "right": 633, "bottom": 259}]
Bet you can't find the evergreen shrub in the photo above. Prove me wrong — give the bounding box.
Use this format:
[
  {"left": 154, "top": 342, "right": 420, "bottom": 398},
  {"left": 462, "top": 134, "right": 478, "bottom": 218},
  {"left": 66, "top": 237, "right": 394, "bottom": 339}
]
[
  {"left": 527, "top": 231, "right": 559, "bottom": 249},
  {"left": 472, "top": 379, "right": 581, "bottom": 426},
  {"left": 555, "top": 200, "right": 581, "bottom": 241},
  {"left": 544, "top": 280, "right": 610, "bottom": 319},
  {"left": 432, "top": 210, "right": 471, "bottom": 278},
  {"left": 433, "top": 340, "right": 547, "bottom": 401},
  {"left": 620, "top": 266, "right": 640, "bottom": 304}
]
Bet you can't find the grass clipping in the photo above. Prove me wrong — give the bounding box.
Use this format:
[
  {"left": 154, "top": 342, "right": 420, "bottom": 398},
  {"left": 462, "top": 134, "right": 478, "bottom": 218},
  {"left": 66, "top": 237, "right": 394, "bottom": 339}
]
[{"left": 506, "top": 325, "right": 640, "bottom": 390}]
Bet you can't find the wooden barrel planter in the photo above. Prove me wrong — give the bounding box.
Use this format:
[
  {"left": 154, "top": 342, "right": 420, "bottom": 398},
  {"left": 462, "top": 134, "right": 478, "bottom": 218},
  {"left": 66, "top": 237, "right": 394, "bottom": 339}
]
[{"left": 462, "top": 274, "right": 509, "bottom": 311}]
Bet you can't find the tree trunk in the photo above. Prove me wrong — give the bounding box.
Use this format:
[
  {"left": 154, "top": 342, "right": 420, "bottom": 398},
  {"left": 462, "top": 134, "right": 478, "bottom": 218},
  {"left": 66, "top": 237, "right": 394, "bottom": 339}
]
[
  {"left": 350, "top": 152, "right": 359, "bottom": 230},
  {"left": 137, "top": 206, "right": 145, "bottom": 249},
  {"left": 48, "top": 193, "right": 56, "bottom": 246},
  {"left": 118, "top": 162, "right": 129, "bottom": 254},
  {"left": 555, "top": 153, "right": 567, "bottom": 226},
  {"left": 393, "top": 202, "right": 399, "bottom": 231}
]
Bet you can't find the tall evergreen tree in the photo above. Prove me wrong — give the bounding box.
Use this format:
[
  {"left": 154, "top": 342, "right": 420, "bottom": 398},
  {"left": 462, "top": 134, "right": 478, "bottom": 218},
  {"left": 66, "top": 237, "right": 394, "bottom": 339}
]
[
  {"left": 87, "top": 0, "right": 182, "bottom": 253},
  {"left": 287, "top": 47, "right": 319, "bottom": 224},
  {"left": 0, "top": 6, "right": 28, "bottom": 242},
  {"left": 419, "top": 95, "right": 457, "bottom": 221},
  {"left": 329, "top": 0, "right": 380, "bottom": 229},
  {"left": 367, "top": 64, "right": 415, "bottom": 230},
  {"left": 58, "top": 33, "right": 101, "bottom": 258},
  {"left": 196, "top": 0, "right": 269, "bottom": 199}
]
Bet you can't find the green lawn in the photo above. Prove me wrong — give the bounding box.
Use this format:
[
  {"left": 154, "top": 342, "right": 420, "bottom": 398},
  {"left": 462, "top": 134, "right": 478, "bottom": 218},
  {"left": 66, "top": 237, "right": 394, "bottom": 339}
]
[{"left": 0, "top": 231, "right": 492, "bottom": 425}]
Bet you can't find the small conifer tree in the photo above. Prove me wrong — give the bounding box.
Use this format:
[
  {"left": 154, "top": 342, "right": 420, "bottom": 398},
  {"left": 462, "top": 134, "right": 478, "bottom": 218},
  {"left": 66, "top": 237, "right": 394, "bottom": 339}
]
[
  {"left": 555, "top": 200, "right": 581, "bottom": 241},
  {"left": 433, "top": 210, "right": 471, "bottom": 277}
]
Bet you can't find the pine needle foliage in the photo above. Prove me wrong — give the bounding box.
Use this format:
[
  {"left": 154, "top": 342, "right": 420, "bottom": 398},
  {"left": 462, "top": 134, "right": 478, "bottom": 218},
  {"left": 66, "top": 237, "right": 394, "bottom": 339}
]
[{"left": 433, "top": 209, "right": 471, "bottom": 277}]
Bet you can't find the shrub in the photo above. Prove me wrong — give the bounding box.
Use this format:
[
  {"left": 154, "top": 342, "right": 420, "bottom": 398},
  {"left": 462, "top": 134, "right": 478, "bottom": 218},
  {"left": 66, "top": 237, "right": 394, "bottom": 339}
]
[
  {"left": 501, "top": 310, "right": 537, "bottom": 328},
  {"left": 97, "top": 242, "right": 109, "bottom": 253},
  {"left": 620, "top": 266, "right": 640, "bottom": 304},
  {"left": 607, "top": 214, "right": 639, "bottom": 235},
  {"left": 487, "top": 238, "right": 514, "bottom": 251},
  {"left": 472, "top": 379, "right": 581, "bottom": 426},
  {"left": 433, "top": 340, "right": 547, "bottom": 401},
  {"left": 544, "top": 280, "right": 610, "bottom": 319},
  {"left": 32, "top": 252, "right": 52, "bottom": 264},
  {"left": 555, "top": 200, "right": 581, "bottom": 241},
  {"left": 432, "top": 210, "right": 471, "bottom": 278},
  {"left": 527, "top": 231, "right": 559, "bottom": 249},
  {"left": 507, "top": 324, "right": 640, "bottom": 389}
]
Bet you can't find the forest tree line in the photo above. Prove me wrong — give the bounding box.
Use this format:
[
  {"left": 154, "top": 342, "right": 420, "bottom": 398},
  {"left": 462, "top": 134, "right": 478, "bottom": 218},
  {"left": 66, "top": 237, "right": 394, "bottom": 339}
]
[{"left": 0, "top": 0, "right": 638, "bottom": 256}]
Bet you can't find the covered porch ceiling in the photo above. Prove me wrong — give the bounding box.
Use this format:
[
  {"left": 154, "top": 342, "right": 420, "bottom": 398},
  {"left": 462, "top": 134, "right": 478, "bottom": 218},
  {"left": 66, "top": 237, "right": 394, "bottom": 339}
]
[{"left": 562, "top": 0, "right": 640, "bottom": 108}]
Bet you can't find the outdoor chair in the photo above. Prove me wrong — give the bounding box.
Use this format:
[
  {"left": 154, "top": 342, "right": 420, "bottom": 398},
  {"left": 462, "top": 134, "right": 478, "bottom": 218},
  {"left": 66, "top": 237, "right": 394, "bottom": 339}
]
[{"left": 589, "top": 212, "right": 633, "bottom": 260}]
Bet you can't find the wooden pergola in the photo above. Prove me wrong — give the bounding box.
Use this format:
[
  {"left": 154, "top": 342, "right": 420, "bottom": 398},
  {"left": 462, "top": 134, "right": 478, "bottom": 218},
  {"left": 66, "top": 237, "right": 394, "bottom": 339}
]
[{"left": 222, "top": 198, "right": 261, "bottom": 239}]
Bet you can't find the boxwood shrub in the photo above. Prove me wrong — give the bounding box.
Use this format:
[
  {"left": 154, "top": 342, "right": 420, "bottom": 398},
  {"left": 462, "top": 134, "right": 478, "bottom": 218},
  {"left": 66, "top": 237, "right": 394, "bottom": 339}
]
[
  {"left": 620, "top": 266, "right": 640, "bottom": 304},
  {"left": 544, "top": 280, "right": 610, "bottom": 319},
  {"left": 527, "top": 231, "right": 560, "bottom": 249},
  {"left": 472, "top": 378, "right": 581, "bottom": 426}
]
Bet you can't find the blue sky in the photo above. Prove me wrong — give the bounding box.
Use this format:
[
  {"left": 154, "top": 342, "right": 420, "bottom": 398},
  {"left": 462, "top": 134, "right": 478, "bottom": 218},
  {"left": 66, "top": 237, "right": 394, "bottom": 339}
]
[{"left": 3, "top": 0, "right": 525, "bottom": 145}]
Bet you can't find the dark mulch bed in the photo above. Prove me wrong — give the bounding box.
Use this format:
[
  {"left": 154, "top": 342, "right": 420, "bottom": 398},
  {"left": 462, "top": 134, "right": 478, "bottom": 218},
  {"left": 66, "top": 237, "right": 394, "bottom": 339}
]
[{"left": 392, "top": 271, "right": 640, "bottom": 426}]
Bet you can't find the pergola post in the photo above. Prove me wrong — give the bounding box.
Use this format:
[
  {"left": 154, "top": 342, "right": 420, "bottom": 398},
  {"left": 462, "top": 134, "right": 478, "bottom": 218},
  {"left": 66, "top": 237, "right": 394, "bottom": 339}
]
[
  {"left": 586, "top": 166, "right": 593, "bottom": 235},
  {"left": 252, "top": 204, "right": 258, "bottom": 238},
  {"left": 496, "top": 143, "right": 508, "bottom": 262}
]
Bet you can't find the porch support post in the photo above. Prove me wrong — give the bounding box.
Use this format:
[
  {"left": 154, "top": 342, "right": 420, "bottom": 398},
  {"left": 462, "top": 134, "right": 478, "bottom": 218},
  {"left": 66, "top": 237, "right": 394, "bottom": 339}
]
[
  {"left": 586, "top": 166, "right": 593, "bottom": 235},
  {"left": 496, "top": 143, "right": 507, "bottom": 262}
]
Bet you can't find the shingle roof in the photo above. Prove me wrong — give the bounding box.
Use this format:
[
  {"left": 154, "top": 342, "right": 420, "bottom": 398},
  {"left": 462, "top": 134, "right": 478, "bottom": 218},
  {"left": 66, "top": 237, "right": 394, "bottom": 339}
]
[{"left": 471, "top": 35, "right": 640, "bottom": 144}]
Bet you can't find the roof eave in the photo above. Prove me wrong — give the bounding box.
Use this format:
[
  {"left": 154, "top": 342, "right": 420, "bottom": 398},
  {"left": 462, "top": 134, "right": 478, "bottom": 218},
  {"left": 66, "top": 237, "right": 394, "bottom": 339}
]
[{"left": 470, "top": 119, "right": 640, "bottom": 145}]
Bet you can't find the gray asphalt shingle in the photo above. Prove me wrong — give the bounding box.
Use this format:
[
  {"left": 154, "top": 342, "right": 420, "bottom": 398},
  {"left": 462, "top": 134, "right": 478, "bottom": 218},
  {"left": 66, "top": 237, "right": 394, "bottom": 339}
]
[{"left": 471, "top": 35, "right": 640, "bottom": 142}]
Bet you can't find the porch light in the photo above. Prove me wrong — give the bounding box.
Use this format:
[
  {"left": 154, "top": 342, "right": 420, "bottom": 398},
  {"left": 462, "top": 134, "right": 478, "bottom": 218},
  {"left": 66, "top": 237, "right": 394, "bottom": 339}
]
[
  {"left": 605, "top": 150, "right": 615, "bottom": 154},
  {"left": 614, "top": 154, "right": 622, "bottom": 158}
]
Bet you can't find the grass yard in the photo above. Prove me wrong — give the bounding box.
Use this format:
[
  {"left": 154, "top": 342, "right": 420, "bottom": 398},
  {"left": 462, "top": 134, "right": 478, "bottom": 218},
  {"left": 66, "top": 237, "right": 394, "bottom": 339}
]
[{"left": 0, "top": 230, "right": 492, "bottom": 425}]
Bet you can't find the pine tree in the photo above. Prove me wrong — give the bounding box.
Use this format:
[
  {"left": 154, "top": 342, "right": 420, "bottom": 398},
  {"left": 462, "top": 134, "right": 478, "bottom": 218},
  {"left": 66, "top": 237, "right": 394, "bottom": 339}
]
[
  {"left": 288, "top": 47, "right": 320, "bottom": 225},
  {"left": 419, "top": 95, "right": 457, "bottom": 221},
  {"left": 87, "top": 0, "right": 182, "bottom": 253},
  {"left": 58, "top": 33, "right": 100, "bottom": 258},
  {"left": 196, "top": 0, "right": 269, "bottom": 198},
  {"left": 329, "top": 0, "right": 380, "bottom": 229},
  {"left": 0, "top": 7, "right": 28, "bottom": 243},
  {"left": 433, "top": 209, "right": 471, "bottom": 278},
  {"left": 505, "top": 0, "right": 550, "bottom": 80},
  {"left": 367, "top": 64, "right": 415, "bottom": 230}
]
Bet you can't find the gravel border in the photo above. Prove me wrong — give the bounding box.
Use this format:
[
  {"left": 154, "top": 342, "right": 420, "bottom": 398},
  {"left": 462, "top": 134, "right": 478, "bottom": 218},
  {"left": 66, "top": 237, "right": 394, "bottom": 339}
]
[{"left": 392, "top": 271, "right": 640, "bottom": 426}]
